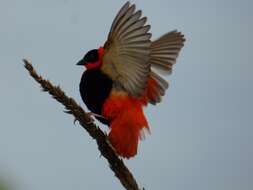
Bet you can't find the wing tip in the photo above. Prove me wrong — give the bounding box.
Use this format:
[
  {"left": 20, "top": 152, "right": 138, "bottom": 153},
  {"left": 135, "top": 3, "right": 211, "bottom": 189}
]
[
  {"left": 124, "top": 1, "right": 131, "bottom": 7},
  {"left": 172, "top": 30, "right": 186, "bottom": 43}
]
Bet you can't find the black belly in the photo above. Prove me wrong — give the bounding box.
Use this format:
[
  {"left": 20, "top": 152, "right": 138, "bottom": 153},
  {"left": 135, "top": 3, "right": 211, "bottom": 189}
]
[{"left": 79, "top": 69, "right": 113, "bottom": 125}]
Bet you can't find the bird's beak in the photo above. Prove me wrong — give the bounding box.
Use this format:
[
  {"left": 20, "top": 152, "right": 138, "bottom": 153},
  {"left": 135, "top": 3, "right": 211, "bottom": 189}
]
[{"left": 76, "top": 60, "right": 84, "bottom": 66}]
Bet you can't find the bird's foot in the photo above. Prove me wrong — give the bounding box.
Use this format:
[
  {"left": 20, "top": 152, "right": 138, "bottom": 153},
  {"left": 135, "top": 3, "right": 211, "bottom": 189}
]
[{"left": 73, "top": 118, "right": 78, "bottom": 125}]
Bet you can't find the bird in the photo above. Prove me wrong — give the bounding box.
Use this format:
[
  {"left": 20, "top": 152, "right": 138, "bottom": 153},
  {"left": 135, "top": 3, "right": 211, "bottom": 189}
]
[{"left": 76, "top": 1, "right": 185, "bottom": 158}]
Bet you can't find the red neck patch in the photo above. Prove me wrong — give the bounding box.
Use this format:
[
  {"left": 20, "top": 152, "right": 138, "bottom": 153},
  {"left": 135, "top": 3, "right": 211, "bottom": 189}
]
[{"left": 85, "top": 47, "right": 104, "bottom": 70}]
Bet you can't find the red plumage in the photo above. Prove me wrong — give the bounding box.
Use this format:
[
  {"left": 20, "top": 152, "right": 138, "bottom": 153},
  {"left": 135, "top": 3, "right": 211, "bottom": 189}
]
[
  {"left": 102, "top": 95, "right": 149, "bottom": 158},
  {"left": 77, "top": 2, "right": 185, "bottom": 158},
  {"left": 139, "top": 77, "right": 160, "bottom": 106}
]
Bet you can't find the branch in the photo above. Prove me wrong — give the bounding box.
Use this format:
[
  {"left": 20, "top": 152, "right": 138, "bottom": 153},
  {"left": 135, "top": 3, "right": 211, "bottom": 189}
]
[{"left": 23, "top": 59, "right": 142, "bottom": 190}]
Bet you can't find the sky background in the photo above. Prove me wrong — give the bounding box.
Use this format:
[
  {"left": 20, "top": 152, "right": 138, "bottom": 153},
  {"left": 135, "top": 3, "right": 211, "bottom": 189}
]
[{"left": 0, "top": 0, "right": 252, "bottom": 190}]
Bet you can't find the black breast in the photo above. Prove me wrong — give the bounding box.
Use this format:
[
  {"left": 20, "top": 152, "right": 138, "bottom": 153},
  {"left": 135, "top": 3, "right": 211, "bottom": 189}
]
[{"left": 79, "top": 69, "right": 113, "bottom": 125}]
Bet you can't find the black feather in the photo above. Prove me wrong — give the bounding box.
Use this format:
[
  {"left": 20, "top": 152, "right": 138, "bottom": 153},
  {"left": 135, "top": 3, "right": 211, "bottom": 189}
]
[{"left": 79, "top": 69, "right": 113, "bottom": 125}]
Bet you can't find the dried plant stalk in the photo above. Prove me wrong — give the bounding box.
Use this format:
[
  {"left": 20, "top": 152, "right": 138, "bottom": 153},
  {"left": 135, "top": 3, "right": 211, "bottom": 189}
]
[{"left": 23, "top": 59, "right": 141, "bottom": 190}]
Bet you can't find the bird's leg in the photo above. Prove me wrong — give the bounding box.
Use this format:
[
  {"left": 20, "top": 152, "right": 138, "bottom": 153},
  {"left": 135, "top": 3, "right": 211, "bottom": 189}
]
[{"left": 87, "top": 112, "right": 106, "bottom": 119}]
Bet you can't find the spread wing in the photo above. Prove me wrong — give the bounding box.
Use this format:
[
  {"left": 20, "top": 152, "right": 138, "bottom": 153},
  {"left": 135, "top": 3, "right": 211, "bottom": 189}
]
[
  {"left": 101, "top": 1, "right": 152, "bottom": 97},
  {"left": 150, "top": 30, "right": 185, "bottom": 75},
  {"left": 148, "top": 31, "right": 185, "bottom": 104}
]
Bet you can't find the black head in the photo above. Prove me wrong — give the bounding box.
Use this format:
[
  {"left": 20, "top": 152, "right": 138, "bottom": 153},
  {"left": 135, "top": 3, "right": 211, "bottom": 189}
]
[{"left": 76, "top": 49, "right": 99, "bottom": 66}]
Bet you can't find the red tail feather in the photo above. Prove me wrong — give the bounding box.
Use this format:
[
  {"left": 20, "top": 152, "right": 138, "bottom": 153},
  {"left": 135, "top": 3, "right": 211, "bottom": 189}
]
[{"left": 102, "top": 95, "right": 148, "bottom": 158}]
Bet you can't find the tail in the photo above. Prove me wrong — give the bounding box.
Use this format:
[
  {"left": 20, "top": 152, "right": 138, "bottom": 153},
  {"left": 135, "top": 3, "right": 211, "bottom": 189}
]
[
  {"left": 147, "top": 30, "right": 185, "bottom": 104},
  {"left": 102, "top": 95, "right": 148, "bottom": 158}
]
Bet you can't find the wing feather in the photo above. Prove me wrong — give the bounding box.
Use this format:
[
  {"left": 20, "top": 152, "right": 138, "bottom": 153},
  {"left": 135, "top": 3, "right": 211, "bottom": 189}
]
[
  {"left": 108, "top": 2, "right": 130, "bottom": 39},
  {"left": 101, "top": 2, "right": 185, "bottom": 102},
  {"left": 150, "top": 30, "right": 185, "bottom": 74},
  {"left": 112, "top": 5, "right": 136, "bottom": 38},
  {"left": 102, "top": 2, "right": 151, "bottom": 96},
  {"left": 147, "top": 31, "right": 185, "bottom": 104},
  {"left": 120, "top": 22, "right": 149, "bottom": 39}
]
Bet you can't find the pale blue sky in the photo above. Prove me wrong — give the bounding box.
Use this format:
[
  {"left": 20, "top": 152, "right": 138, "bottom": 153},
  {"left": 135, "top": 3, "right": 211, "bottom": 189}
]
[{"left": 0, "top": 0, "right": 252, "bottom": 190}]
